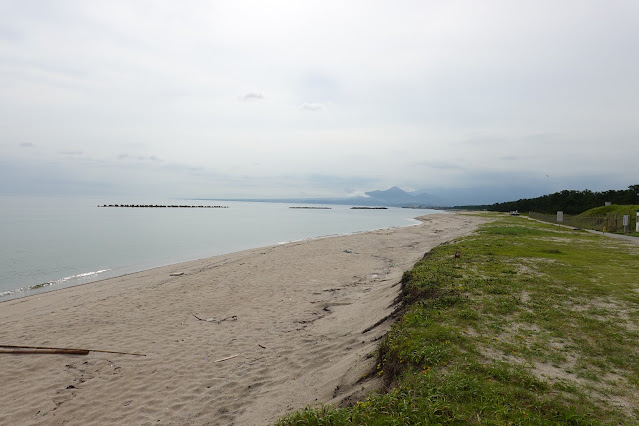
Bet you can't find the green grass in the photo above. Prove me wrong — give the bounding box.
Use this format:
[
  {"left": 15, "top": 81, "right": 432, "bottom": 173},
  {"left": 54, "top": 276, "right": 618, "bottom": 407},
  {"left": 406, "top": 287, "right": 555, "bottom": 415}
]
[
  {"left": 277, "top": 214, "right": 639, "bottom": 425},
  {"left": 579, "top": 204, "right": 639, "bottom": 217}
]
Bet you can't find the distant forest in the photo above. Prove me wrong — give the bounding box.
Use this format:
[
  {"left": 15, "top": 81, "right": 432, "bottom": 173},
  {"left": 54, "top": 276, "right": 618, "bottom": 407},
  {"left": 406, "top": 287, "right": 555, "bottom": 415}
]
[{"left": 458, "top": 185, "right": 639, "bottom": 215}]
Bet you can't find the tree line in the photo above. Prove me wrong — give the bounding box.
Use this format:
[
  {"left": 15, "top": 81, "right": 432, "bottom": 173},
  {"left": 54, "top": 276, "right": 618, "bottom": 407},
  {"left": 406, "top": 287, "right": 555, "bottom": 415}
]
[{"left": 457, "top": 185, "right": 639, "bottom": 215}]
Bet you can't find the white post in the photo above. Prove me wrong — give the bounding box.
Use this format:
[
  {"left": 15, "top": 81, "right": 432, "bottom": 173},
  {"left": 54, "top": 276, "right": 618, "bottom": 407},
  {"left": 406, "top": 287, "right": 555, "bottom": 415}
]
[
  {"left": 636, "top": 212, "right": 639, "bottom": 233},
  {"left": 623, "top": 215, "right": 629, "bottom": 234}
]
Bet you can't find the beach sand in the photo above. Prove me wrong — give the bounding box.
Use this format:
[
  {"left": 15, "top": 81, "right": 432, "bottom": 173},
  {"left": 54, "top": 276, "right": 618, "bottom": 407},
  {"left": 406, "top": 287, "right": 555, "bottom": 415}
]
[{"left": 0, "top": 213, "right": 487, "bottom": 425}]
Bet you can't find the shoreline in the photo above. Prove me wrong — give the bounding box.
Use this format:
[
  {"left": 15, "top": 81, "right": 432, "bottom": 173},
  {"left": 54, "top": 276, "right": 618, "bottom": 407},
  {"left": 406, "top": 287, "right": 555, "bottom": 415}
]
[
  {"left": 0, "top": 213, "right": 487, "bottom": 425},
  {"left": 1, "top": 216, "right": 425, "bottom": 304}
]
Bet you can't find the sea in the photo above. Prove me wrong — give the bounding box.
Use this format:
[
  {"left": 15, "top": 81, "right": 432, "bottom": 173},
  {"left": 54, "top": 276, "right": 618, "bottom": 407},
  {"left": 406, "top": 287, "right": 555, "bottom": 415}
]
[{"left": 0, "top": 196, "right": 442, "bottom": 301}]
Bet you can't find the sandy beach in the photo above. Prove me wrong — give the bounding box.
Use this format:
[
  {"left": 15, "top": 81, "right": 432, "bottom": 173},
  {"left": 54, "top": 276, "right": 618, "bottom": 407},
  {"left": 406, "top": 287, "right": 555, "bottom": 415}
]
[{"left": 0, "top": 213, "right": 486, "bottom": 425}]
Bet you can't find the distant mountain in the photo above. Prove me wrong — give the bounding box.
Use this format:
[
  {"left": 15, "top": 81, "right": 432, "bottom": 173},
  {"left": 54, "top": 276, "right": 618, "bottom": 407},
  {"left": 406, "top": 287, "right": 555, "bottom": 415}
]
[
  {"left": 363, "top": 186, "right": 447, "bottom": 207},
  {"left": 206, "top": 186, "right": 449, "bottom": 207},
  {"left": 365, "top": 187, "right": 416, "bottom": 205}
]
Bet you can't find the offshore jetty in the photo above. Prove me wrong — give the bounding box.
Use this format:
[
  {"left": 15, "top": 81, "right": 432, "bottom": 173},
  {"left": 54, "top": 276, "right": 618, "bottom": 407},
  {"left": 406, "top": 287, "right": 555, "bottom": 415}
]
[
  {"left": 350, "top": 206, "right": 388, "bottom": 209},
  {"left": 99, "top": 204, "right": 228, "bottom": 208}
]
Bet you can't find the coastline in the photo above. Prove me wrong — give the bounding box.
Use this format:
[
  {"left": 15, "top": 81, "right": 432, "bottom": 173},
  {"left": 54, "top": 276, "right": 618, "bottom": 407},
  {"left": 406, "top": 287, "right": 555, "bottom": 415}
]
[
  {"left": 1, "top": 202, "right": 426, "bottom": 302},
  {"left": 1, "top": 216, "right": 424, "bottom": 303},
  {"left": 0, "top": 213, "right": 486, "bottom": 425}
]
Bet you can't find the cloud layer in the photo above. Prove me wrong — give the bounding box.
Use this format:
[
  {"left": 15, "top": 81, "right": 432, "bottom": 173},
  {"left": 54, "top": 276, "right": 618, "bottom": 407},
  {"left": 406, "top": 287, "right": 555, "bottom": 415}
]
[{"left": 1, "top": 1, "right": 638, "bottom": 201}]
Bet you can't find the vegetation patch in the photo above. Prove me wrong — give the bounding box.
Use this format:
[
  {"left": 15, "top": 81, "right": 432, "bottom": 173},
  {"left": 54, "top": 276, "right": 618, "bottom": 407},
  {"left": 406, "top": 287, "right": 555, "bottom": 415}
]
[
  {"left": 277, "top": 214, "right": 639, "bottom": 425},
  {"left": 579, "top": 204, "right": 639, "bottom": 218},
  {"left": 473, "top": 185, "right": 639, "bottom": 215}
]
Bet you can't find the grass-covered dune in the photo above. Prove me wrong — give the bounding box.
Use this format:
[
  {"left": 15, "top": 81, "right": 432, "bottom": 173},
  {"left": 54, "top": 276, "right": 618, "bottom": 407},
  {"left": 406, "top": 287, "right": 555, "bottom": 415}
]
[
  {"left": 278, "top": 214, "right": 639, "bottom": 425},
  {"left": 579, "top": 204, "right": 639, "bottom": 218}
]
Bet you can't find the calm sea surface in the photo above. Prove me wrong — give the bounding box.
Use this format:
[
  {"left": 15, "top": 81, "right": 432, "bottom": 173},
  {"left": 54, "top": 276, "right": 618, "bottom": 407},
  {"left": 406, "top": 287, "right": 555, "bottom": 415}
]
[{"left": 0, "top": 196, "right": 441, "bottom": 301}]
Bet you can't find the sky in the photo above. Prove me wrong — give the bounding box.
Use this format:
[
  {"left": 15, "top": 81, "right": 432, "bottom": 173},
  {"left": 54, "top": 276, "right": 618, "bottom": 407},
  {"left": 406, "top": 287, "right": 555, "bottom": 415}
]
[{"left": 1, "top": 0, "right": 638, "bottom": 203}]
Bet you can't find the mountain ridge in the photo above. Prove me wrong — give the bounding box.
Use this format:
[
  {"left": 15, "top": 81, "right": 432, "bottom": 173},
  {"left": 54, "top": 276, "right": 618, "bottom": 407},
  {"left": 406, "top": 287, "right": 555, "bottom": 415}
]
[{"left": 204, "top": 186, "right": 448, "bottom": 207}]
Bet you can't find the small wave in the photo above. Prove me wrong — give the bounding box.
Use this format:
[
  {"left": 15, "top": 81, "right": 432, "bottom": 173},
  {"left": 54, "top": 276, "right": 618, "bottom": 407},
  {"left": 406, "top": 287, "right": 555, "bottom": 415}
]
[
  {"left": 62, "top": 269, "right": 110, "bottom": 280},
  {"left": 30, "top": 281, "right": 55, "bottom": 290},
  {"left": 1, "top": 269, "right": 110, "bottom": 299}
]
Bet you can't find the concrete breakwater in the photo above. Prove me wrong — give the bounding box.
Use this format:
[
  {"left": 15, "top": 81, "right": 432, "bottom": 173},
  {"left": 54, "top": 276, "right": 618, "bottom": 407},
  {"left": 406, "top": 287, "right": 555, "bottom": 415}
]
[
  {"left": 99, "top": 204, "right": 228, "bottom": 208},
  {"left": 350, "top": 206, "right": 388, "bottom": 209}
]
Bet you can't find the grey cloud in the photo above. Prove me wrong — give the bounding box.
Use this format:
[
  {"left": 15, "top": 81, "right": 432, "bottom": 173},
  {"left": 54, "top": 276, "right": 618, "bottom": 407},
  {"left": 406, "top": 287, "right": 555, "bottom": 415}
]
[
  {"left": 165, "top": 163, "right": 204, "bottom": 173},
  {"left": 498, "top": 155, "right": 526, "bottom": 161},
  {"left": 239, "top": 93, "right": 264, "bottom": 102},
  {"left": 1, "top": 2, "right": 637, "bottom": 201},
  {"left": 454, "top": 134, "right": 505, "bottom": 146},
  {"left": 413, "top": 160, "right": 461, "bottom": 170},
  {"left": 299, "top": 102, "right": 324, "bottom": 111},
  {"left": 306, "top": 174, "right": 380, "bottom": 189},
  {"left": 117, "top": 154, "right": 163, "bottom": 162},
  {"left": 136, "top": 155, "right": 163, "bottom": 162},
  {"left": 522, "top": 133, "right": 563, "bottom": 143},
  {"left": 0, "top": 27, "right": 21, "bottom": 41},
  {"left": 299, "top": 72, "right": 340, "bottom": 102},
  {"left": 60, "top": 150, "right": 83, "bottom": 156}
]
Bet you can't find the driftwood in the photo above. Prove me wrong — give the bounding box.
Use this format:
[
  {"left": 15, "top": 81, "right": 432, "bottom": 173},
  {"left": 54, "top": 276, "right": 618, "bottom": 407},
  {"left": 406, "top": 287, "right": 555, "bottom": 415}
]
[
  {"left": 0, "top": 348, "right": 89, "bottom": 355},
  {"left": 213, "top": 354, "right": 239, "bottom": 363},
  {"left": 0, "top": 345, "right": 145, "bottom": 356},
  {"left": 192, "top": 314, "right": 237, "bottom": 324}
]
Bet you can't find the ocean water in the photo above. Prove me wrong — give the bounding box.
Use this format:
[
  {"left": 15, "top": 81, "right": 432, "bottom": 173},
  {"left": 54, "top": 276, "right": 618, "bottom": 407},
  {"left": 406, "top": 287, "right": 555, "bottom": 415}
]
[{"left": 0, "top": 196, "right": 441, "bottom": 301}]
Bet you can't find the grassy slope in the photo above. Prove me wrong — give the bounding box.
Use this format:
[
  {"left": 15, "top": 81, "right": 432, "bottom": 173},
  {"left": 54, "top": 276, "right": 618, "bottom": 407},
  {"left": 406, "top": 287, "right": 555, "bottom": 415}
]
[
  {"left": 277, "top": 214, "right": 639, "bottom": 425},
  {"left": 579, "top": 205, "right": 639, "bottom": 217}
]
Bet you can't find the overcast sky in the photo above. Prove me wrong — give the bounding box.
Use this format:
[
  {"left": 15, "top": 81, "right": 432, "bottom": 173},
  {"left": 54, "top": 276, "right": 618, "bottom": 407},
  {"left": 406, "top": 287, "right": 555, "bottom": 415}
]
[{"left": 1, "top": 0, "right": 638, "bottom": 202}]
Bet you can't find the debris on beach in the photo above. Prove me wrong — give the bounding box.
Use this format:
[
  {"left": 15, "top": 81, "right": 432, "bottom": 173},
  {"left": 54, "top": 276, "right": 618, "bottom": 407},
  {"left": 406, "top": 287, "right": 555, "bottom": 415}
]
[
  {"left": 0, "top": 344, "right": 145, "bottom": 356},
  {"left": 192, "top": 313, "right": 237, "bottom": 324},
  {"left": 170, "top": 272, "right": 185, "bottom": 276},
  {"left": 213, "top": 354, "right": 239, "bottom": 363},
  {"left": 1, "top": 348, "right": 89, "bottom": 355}
]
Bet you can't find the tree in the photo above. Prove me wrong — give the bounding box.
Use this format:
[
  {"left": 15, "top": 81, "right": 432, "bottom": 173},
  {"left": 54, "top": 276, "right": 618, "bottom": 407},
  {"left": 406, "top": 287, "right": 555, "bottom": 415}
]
[{"left": 485, "top": 185, "right": 639, "bottom": 214}]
